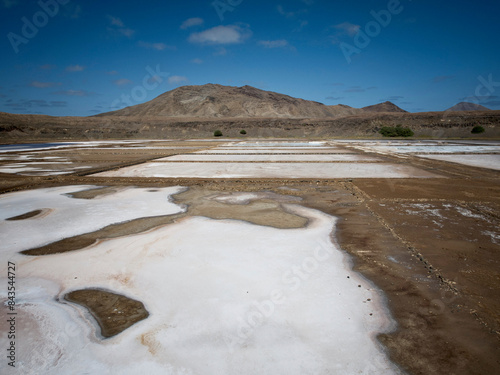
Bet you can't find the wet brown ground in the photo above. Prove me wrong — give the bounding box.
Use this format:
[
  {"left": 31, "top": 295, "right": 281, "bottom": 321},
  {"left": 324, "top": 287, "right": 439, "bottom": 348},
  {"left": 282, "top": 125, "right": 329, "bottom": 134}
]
[
  {"left": 1, "top": 141, "right": 499, "bottom": 374},
  {"left": 6, "top": 209, "right": 43, "bottom": 220},
  {"left": 64, "top": 289, "right": 149, "bottom": 338}
]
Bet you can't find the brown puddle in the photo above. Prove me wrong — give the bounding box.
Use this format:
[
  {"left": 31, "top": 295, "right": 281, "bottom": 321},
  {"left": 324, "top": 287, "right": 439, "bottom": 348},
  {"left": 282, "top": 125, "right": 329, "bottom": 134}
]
[
  {"left": 65, "top": 288, "right": 149, "bottom": 338},
  {"left": 173, "top": 187, "right": 308, "bottom": 229},
  {"left": 22, "top": 213, "right": 185, "bottom": 255},
  {"left": 66, "top": 186, "right": 123, "bottom": 199},
  {"left": 23, "top": 186, "right": 308, "bottom": 255}
]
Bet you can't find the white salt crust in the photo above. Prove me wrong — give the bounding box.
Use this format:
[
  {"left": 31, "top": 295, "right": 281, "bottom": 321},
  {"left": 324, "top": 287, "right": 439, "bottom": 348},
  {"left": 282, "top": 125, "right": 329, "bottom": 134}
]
[{"left": 0, "top": 188, "right": 400, "bottom": 374}]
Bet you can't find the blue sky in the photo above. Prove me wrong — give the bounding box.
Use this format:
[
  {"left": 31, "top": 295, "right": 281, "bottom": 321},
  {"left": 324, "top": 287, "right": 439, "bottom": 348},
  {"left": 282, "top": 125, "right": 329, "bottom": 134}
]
[{"left": 1, "top": 0, "right": 499, "bottom": 116}]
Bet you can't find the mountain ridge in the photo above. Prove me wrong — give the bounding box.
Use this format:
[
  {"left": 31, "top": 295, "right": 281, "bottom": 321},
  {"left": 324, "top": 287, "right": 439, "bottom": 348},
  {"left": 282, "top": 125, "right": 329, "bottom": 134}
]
[
  {"left": 97, "top": 84, "right": 375, "bottom": 118},
  {"left": 362, "top": 101, "right": 408, "bottom": 113},
  {"left": 446, "top": 102, "right": 491, "bottom": 112}
]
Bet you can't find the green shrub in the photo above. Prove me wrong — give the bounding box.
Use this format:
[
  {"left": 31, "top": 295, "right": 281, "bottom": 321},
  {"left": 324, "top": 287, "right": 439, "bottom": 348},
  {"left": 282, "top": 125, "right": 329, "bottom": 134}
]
[
  {"left": 471, "top": 125, "right": 485, "bottom": 134},
  {"left": 214, "top": 130, "right": 223, "bottom": 137},
  {"left": 379, "top": 126, "right": 397, "bottom": 137},
  {"left": 240, "top": 129, "right": 247, "bottom": 135},
  {"left": 379, "top": 125, "right": 414, "bottom": 137},
  {"left": 397, "top": 126, "right": 414, "bottom": 137}
]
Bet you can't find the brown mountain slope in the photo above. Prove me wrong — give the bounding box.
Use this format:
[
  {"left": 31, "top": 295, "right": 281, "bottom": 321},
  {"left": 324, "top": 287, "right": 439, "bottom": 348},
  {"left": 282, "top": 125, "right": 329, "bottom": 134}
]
[
  {"left": 97, "top": 84, "right": 363, "bottom": 119},
  {"left": 446, "top": 102, "right": 491, "bottom": 111},
  {"left": 327, "top": 103, "right": 363, "bottom": 116},
  {"left": 362, "top": 101, "right": 408, "bottom": 113}
]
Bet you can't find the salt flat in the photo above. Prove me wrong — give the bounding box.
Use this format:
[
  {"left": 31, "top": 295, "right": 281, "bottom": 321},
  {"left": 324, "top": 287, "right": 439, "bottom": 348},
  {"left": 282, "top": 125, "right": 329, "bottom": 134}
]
[
  {"left": 226, "top": 141, "right": 328, "bottom": 147},
  {"left": 0, "top": 185, "right": 185, "bottom": 253},
  {"left": 0, "top": 140, "right": 151, "bottom": 153},
  {"left": 0, "top": 188, "right": 399, "bottom": 375},
  {"left": 0, "top": 163, "right": 91, "bottom": 175},
  {"left": 416, "top": 154, "right": 500, "bottom": 171},
  {"left": 195, "top": 148, "right": 355, "bottom": 154},
  {"left": 95, "top": 161, "right": 441, "bottom": 178},
  {"left": 347, "top": 142, "right": 500, "bottom": 154},
  {"left": 1, "top": 138, "right": 499, "bottom": 375},
  {"left": 157, "top": 154, "right": 381, "bottom": 162}
]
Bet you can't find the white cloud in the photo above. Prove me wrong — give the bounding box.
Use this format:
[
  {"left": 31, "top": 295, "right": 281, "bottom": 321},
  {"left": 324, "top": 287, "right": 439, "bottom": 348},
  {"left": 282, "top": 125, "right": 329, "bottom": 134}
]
[
  {"left": 168, "top": 76, "right": 188, "bottom": 85},
  {"left": 4, "top": 99, "right": 67, "bottom": 109},
  {"left": 258, "top": 39, "right": 292, "bottom": 49},
  {"left": 147, "top": 75, "right": 163, "bottom": 85},
  {"left": 118, "top": 28, "right": 135, "bottom": 38},
  {"left": 180, "top": 17, "right": 204, "bottom": 30},
  {"left": 334, "top": 22, "right": 360, "bottom": 37},
  {"left": 191, "top": 58, "right": 203, "bottom": 64},
  {"left": 52, "top": 90, "right": 95, "bottom": 97},
  {"left": 30, "top": 81, "right": 60, "bottom": 88},
  {"left": 108, "top": 16, "right": 124, "bottom": 27},
  {"left": 137, "top": 41, "right": 175, "bottom": 51},
  {"left": 277, "top": 5, "right": 306, "bottom": 18},
  {"left": 107, "top": 70, "right": 119, "bottom": 75},
  {"left": 66, "top": 65, "right": 85, "bottom": 72},
  {"left": 433, "top": 75, "right": 455, "bottom": 83},
  {"left": 189, "top": 25, "right": 251, "bottom": 45},
  {"left": 113, "top": 79, "right": 133, "bottom": 86},
  {"left": 107, "top": 15, "right": 135, "bottom": 38},
  {"left": 295, "top": 20, "right": 308, "bottom": 31},
  {"left": 277, "top": 5, "right": 295, "bottom": 18},
  {"left": 344, "top": 86, "right": 365, "bottom": 93}
]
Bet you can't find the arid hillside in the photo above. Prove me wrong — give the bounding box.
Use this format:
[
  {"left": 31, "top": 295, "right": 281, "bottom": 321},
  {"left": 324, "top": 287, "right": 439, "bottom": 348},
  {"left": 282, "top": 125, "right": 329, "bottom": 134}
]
[
  {"left": 96, "top": 84, "right": 364, "bottom": 119},
  {"left": 1, "top": 85, "right": 499, "bottom": 141},
  {"left": 1, "top": 110, "right": 500, "bottom": 141},
  {"left": 362, "top": 101, "right": 408, "bottom": 113},
  {"left": 446, "top": 102, "right": 491, "bottom": 111}
]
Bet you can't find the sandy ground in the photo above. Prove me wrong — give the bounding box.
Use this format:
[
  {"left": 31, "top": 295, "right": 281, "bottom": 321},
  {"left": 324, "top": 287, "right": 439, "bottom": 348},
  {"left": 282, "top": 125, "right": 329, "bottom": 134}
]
[{"left": 0, "top": 139, "right": 499, "bottom": 374}]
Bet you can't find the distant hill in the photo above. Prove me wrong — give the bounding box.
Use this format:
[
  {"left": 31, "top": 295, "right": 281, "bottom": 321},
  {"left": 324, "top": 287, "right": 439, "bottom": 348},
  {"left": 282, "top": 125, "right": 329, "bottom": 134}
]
[
  {"left": 98, "top": 84, "right": 363, "bottom": 119},
  {"left": 326, "top": 103, "right": 363, "bottom": 117},
  {"left": 446, "top": 102, "right": 491, "bottom": 111},
  {"left": 362, "top": 101, "right": 408, "bottom": 113}
]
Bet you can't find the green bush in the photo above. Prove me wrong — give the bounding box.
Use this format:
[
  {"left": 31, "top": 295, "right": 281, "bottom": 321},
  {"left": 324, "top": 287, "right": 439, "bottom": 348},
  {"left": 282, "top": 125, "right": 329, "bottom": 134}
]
[
  {"left": 471, "top": 126, "right": 485, "bottom": 134},
  {"left": 240, "top": 129, "right": 247, "bottom": 135},
  {"left": 214, "top": 130, "right": 223, "bottom": 137},
  {"left": 379, "top": 125, "right": 414, "bottom": 137}
]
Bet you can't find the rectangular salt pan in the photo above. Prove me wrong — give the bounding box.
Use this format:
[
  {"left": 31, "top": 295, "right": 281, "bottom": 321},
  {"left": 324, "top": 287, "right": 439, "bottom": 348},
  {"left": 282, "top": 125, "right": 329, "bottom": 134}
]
[
  {"left": 94, "top": 162, "right": 442, "bottom": 178},
  {"left": 157, "top": 154, "right": 381, "bottom": 162},
  {"left": 195, "top": 149, "right": 355, "bottom": 154},
  {"left": 416, "top": 154, "right": 500, "bottom": 171}
]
